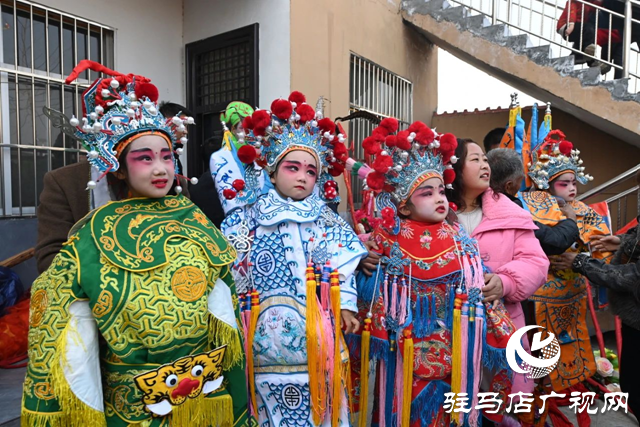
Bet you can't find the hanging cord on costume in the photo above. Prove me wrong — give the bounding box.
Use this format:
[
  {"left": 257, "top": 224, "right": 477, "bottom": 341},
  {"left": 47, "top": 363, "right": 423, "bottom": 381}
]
[
  {"left": 246, "top": 262, "right": 259, "bottom": 418},
  {"left": 401, "top": 263, "right": 414, "bottom": 427},
  {"left": 359, "top": 260, "right": 381, "bottom": 427}
]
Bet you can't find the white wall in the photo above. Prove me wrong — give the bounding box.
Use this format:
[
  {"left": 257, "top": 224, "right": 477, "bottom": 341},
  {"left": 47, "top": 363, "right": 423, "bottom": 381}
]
[
  {"left": 183, "top": 0, "right": 291, "bottom": 106},
  {"left": 37, "top": 0, "right": 184, "bottom": 104}
]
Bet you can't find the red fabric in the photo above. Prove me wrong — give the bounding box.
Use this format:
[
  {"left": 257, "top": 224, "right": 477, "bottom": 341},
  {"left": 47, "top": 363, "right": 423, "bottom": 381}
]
[
  {"left": 64, "top": 59, "right": 123, "bottom": 84},
  {"left": 547, "top": 384, "right": 592, "bottom": 427},
  {"left": 616, "top": 218, "right": 637, "bottom": 235},
  {"left": 557, "top": 0, "right": 601, "bottom": 30},
  {"left": 597, "top": 29, "right": 622, "bottom": 45},
  {"left": 0, "top": 297, "right": 30, "bottom": 367}
]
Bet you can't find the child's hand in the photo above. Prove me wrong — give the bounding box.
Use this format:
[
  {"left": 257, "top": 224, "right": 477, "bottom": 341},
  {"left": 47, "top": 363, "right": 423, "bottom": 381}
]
[
  {"left": 549, "top": 253, "right": 576, "bottom": 271},
  {"left": 341, "top": 310, "right": 360, "bottom": 335},
  {"left": 358, "top": 240, "right": 381, "bottom": 277},
  {"left": 565, "top": 22, "right": 575, "bottom": 37},
  {"left": 482, "top": 273, "right": 504, "bottom": 308}
]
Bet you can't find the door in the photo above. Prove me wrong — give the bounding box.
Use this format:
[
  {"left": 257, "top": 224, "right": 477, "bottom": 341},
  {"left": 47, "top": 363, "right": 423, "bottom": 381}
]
[{"left": 185, "top": 24, "right": 259, "bottom": 177}]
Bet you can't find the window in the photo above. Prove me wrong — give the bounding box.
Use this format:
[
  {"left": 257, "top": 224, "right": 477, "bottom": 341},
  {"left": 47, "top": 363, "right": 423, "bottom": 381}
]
[
  {"left": 0, "top": 0, "right": 114, "bottom": 217},
  {"left": 185, "top": 24, "right": 259, "bottom": 178},
  {"left": 348, "top": 53, "right": 413, "bottom": 206}
]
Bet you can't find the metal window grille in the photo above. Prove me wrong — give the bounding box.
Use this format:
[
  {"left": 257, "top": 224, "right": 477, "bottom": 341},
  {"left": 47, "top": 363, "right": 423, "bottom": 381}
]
[
  {"left": 0, "top": 0, "right": 115, "bottom": 217},
  {"left": 348, "top": 53, "right": 413, "bottom": 206}
]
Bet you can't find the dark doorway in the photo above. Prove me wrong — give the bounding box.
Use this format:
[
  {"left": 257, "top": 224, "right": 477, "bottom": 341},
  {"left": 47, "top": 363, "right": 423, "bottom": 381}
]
[{"left": 185, "top": 24, "right": 259, "bottom": 177}]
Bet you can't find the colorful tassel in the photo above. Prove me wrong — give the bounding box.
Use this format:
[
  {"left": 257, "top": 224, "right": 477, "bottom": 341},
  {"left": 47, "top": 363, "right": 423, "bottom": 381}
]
[
  {"left": 469, "top": 303, "right": 485, "bottom": 427},
  {"left": 451, "top": 289, "right": 462, "bottom": 402},
  {"left": 401, "top": 329, "right": 414, "bottom": 427},
  {"left": 358, "top": 316, "right": 372, "bottom": 427},
  {"left": 394, "top": 337, "right": 404, "bottom": 425},
  {"left": 379, "top": 359, "right": 387, "bottom": 427},
  {"left": 330, "top": 269, "right": 342, "bottom": 427},
  {"left": 306, "top": 263, "right": 328, "bottom": 425},
  {"left": 464, "top": 304, "right": 476, "bottom": 426},
  {"left": 459, "top": 302, "right": 470, "bottom": 426},
  {"left": 384, "top": 332, "right": 397, "bottom": 424},
  {"left": 247, "top": 289, "right": 260, "bottom": 417},
  {"left": 322, "top": 261, "right": 332, "bottom": 311}
]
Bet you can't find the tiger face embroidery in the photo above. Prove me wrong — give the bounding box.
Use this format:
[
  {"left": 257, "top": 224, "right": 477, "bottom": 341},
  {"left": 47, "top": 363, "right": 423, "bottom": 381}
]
[{"left": 133, "top": 346, "right": 226, "bottom": 416}]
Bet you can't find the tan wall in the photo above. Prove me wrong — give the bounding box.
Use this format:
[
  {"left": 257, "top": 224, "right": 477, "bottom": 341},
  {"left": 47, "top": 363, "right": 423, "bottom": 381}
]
[
  {"left": 290, "top": 0, "right": 437, "bottom": 123},
  {"left": 432, "top": 107, "right": 640, "bottom": 230},
  {"left": 290, "top": 0, "right": 438, "bottom": 213}
]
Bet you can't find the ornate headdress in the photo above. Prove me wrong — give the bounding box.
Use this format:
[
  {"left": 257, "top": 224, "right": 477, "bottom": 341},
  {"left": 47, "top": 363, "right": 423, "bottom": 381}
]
[
  {"left": 226, "top": 91, "right": 348, "bottom": 202},
  {"left": 45, "top": 60, "right": 195, "bottom": 189},
  {"left": 361, "top": 119, "right": 458, "bottom": 202},
  {"left": 528, "top": 129, "right": 593, "bottom": 190}
]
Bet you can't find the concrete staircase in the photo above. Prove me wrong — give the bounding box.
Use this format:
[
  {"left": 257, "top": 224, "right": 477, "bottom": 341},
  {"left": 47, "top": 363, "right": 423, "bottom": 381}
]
[{"left": 401, "top": 0, "right": 640, "bottom": 146}]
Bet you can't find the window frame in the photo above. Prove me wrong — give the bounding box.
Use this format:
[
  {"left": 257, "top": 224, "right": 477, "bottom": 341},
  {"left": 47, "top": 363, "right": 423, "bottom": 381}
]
[
  {"left": 0, "top": 0, "right": 115, "bottom": 217},
  {"left": 348, "top": 53, "right": 413, "bottom": 206}
]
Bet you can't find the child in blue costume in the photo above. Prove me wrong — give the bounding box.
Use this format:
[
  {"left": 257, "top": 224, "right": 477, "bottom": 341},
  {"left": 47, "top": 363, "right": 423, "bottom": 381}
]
[{"left": 213, "top": 91, "right": 368, "bottom": 426}]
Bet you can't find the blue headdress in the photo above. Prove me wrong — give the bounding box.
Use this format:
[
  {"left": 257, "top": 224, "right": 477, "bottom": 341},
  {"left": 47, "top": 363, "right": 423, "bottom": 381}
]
[
  {"left": 45, "top": 60, "right": 195, "bottom": 189},
  {"left": 231, "top": 91, "right": 348, "bottom": 202},
  {"left": 528, "top": 129, "right": 593, "bottom": 190}
]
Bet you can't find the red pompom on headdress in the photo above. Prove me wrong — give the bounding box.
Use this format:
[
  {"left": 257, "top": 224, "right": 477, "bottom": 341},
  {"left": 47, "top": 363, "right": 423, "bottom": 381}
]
[
  {"left": 371, "top": 127, "right": 388, "bottom": 142},
  {"left": 332, "top": 142, "right": 348, "bottom": 162},
  {"left": 363, "top": 137, "right": 382, "bottom": 156},
  {"left": 385, "top": 135, "right": 397, "bottom": 147},
  {"left": 317, "top": 118, "right": 335, "bottom": 135},
  {"left": 135, "top": 82, "right": 159, "bottom": 103},
  {"left": 270, "top": 99, "right": 293, "bottom": 120},
  {"left": 372, "top": 155, "right": 393, "bottom": 173},
  {"left": 443, "top": 168, "right": 456, "bottom": 185},
  {"left": 395, "top": 131, "right": 411, "bottom": 151},
  {"left": 329, "top": 162, "right": 345, "bottom": 177},
  {"left": 251, "top": 110, "right": 271, "bottom": 129},
  {"left": 439, "top": 133, "right": 458, "bottom": 154},
  {"left": 242, "top": 116, "right": 254, "bottom": 130},
  {"left": 288, "top": 91, "right": 306, "bottom": 105},
  {"left": 415, "top": 127, "right": 435, "bottom": 146},
  {"left": 366, "top": 172, "right": 386, "bottom": 190},
  {"left": 379, "top": 117, "right": 399, "bottom": 135},
  {"left": 238, "top": 144, "right": 257, "bottom": 164},
  {"left": 558, "top": 140, "right": 573, "bottom": 156},
  {"left": 296, "top": 104, "right": 315, "bottom": 123}
]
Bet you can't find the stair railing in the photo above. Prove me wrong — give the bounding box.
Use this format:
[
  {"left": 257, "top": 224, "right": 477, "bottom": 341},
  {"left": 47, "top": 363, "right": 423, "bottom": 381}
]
[
  {"left": 442, "top": 0, "right": 640, "bottom": 91},
  {"left": 578, "top": 163, "right": 640, "bottom": 231}
]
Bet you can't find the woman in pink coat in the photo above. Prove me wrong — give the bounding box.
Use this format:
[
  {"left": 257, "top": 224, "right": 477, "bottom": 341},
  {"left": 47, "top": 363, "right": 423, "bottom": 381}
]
[{"left": 446, "top": 139, "right": 549, "bottom": 424}]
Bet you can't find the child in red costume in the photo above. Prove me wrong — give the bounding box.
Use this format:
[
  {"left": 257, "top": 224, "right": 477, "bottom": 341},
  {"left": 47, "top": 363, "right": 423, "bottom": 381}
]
[{"left": 349, "top": 120, "right": 517, "bottom": 427}]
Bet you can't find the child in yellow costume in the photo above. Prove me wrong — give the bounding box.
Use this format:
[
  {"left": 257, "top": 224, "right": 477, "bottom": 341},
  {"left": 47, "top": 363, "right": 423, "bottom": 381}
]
[
  {"left": 522, "top": 130, "right": 612, "bottom": 391},
  {"left": 22, "top": 61, "right": 251, "bottom": 427}
]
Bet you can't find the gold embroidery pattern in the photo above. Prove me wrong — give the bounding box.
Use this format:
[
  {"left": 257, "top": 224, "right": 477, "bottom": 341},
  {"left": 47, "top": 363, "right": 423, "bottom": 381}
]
[
  {"left": 29, "top": 289, "right": 48, "bottom": 327},
  {"left": 92, "top": 197, "right": 236, "bottom": 271},
  {"left": 27, "top": 251, "right": 79, "bottom": 376},
  {"left": 171, "top": 266, "right": 207, "bottom": 302},
  {"left": 93, "top": 290, "right": 113, "bottom": 318},
  {"left": 102, "top": 241, "right": 221, "bottom": 359},
  {"left": 33, "top": 382, "right": 55, "bottom": 400}
]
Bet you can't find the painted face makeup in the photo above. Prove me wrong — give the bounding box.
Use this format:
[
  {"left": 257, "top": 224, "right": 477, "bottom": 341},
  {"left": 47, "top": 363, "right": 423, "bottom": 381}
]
[
  {"left": 119, "top": 134, "right": 175, "bottom": 199},
  {"left": 272, "top": 150, "right": 318, "bottom": 201},
  {"left": 462, "top": 143, "right": 491, "bottom": 194},
  {"left": 400, "top": 176, "right": 449, "bottom": 223},
  {"left": 550, "top": 172, "right": 578, "bottom": 202}
]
